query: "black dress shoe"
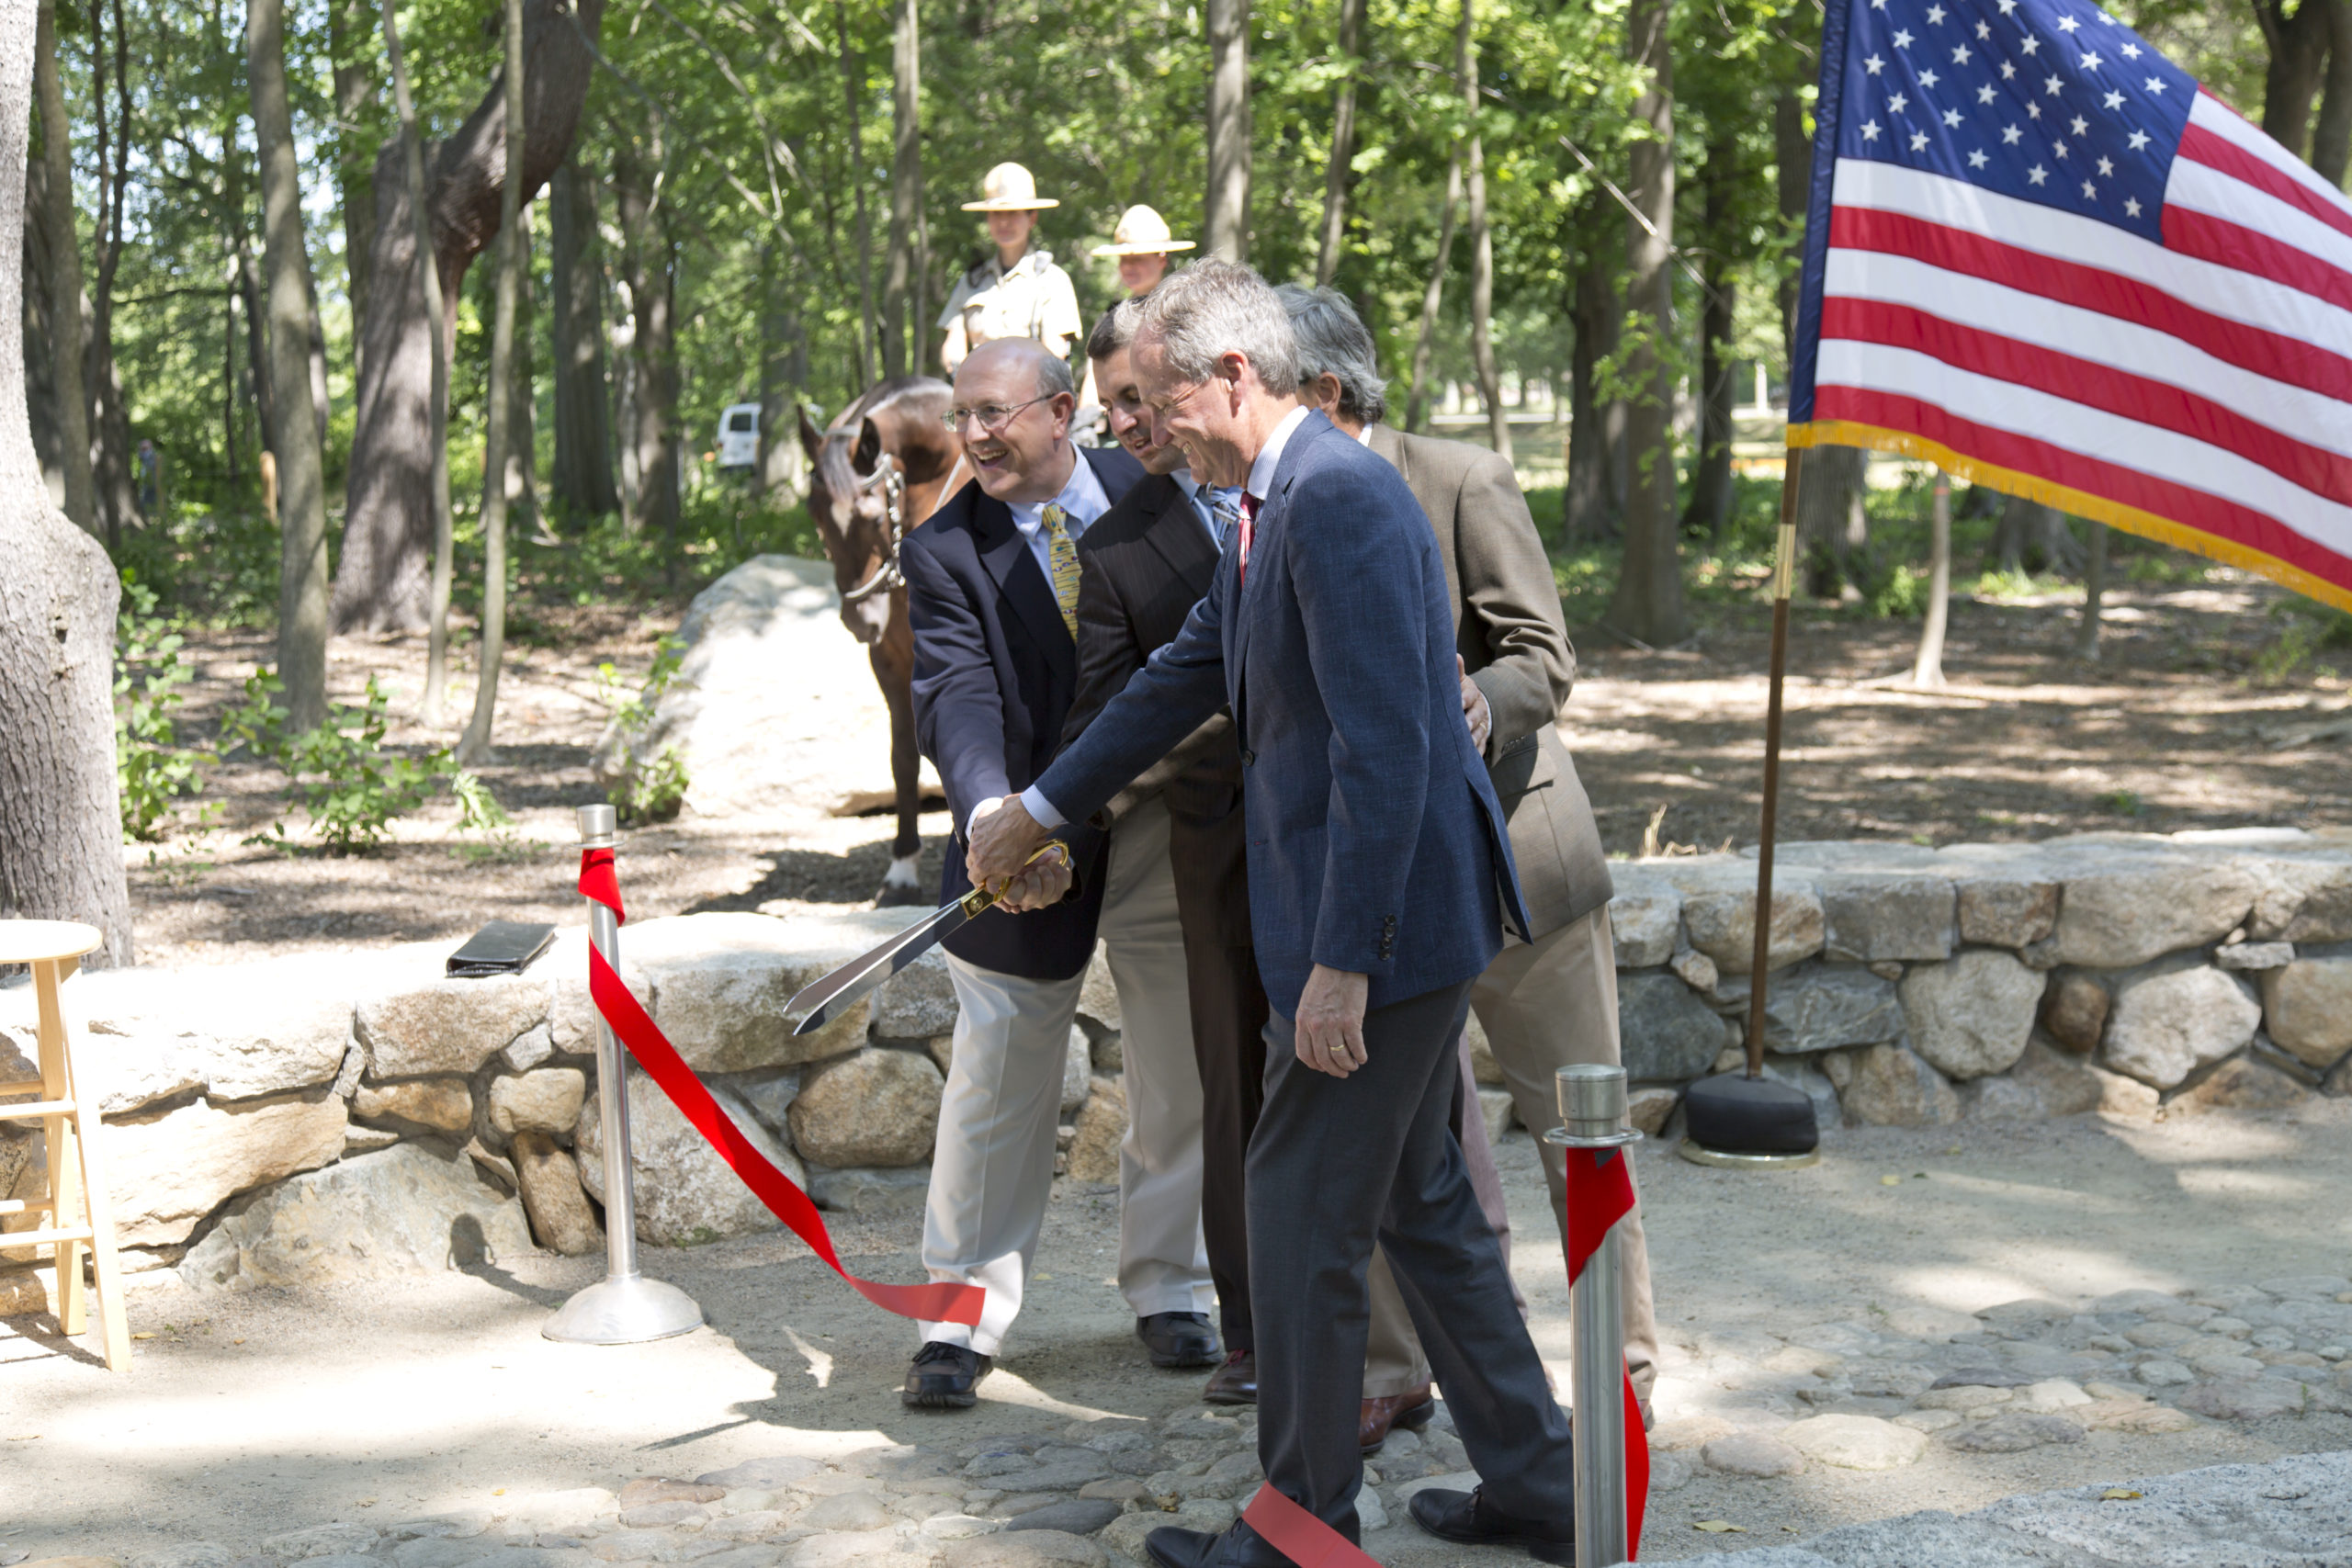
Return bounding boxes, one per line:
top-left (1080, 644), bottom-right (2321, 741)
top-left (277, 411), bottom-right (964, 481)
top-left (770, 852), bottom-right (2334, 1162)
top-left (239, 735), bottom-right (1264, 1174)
top-left (1408, 1485), bottom-right (1575, 1565)
top-left (902, 1340), bottom-right (990, 1409)
top-left (1144, 1519), bottom-right (1298, 1568)
top-left (1137, 1310), bottom-right (1222, 1369)
top-left (1202, 1348), bottom-right (1257, 1405)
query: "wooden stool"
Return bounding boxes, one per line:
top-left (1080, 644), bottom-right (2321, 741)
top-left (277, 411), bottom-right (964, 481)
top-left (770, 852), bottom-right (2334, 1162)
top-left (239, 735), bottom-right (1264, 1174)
top-left (1, 920), bottom-right (130, 1371)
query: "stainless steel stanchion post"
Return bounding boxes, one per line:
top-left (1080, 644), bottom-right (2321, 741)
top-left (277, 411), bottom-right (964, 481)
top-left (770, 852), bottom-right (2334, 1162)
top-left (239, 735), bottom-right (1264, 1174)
top-left (544, 804), bottom-right (704, 1345)
top-left (1545, 1064), bottom-right (1640, 1568)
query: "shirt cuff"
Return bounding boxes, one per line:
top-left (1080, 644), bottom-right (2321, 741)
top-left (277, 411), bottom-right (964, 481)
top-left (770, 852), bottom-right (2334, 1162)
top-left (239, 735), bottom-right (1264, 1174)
top-left (1018, 784), bottom-right (1067, 829)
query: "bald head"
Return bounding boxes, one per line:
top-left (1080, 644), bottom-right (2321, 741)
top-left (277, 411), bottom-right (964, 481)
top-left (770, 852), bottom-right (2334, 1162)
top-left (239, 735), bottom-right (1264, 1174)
top-left (952, 338), bottom-right (1079, 504)
top-left (957, 337), bottom-right (1074, 402)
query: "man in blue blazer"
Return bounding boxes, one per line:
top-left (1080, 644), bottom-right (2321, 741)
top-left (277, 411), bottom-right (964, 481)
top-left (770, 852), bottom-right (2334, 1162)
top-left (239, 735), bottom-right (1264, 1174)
top-left (899, 338), bottom-right (1219, 1410)
top-left (967, 265), bottom-right (1578, 1565)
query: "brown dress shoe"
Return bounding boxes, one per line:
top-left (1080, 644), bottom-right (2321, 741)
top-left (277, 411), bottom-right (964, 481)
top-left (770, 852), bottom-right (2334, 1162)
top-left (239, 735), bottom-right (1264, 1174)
top-left (1202, 1348), bottom-right (1257, 1404)
top-left (1359, 1382), bottom-right (1436, 1455)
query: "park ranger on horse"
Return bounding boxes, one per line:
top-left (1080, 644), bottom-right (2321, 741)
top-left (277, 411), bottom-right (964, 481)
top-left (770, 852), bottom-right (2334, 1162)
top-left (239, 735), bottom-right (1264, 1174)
top-left (937, 163), bottom-right (1084, 375)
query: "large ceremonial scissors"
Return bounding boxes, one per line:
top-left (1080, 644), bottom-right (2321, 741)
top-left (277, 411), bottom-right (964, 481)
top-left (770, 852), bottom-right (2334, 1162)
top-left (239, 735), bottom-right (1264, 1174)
top-left (785, 845), bottom-right (1059, 1036)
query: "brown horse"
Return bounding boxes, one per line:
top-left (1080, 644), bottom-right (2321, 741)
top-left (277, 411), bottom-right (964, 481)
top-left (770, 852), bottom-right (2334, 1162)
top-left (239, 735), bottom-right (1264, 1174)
top-left (799, 377), bottom-right (970, 905)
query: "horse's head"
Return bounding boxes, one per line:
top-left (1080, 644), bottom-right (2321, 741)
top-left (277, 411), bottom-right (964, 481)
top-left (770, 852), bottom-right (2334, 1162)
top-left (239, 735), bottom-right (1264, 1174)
top-left (801, 405), bottom-right (899, 646)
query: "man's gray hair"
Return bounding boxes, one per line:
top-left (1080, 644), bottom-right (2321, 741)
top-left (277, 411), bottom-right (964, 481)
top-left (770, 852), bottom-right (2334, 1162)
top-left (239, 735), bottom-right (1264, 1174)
top-left (1276, 284), bottom-right (1387, 426)
top-left (1133, 259), bottom-right (1300, 396)
top-left (1034, 346), bottom-right (1076, 400)
top-left (1085, 298), bottom-right (1147, 364)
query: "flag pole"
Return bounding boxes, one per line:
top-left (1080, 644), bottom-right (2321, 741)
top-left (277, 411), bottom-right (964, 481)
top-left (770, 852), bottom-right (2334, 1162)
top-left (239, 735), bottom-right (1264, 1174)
top-left (1677, 442), bottom-right (1821, 1168)
top-left (1744, 445), bottom-right (1804, 1077)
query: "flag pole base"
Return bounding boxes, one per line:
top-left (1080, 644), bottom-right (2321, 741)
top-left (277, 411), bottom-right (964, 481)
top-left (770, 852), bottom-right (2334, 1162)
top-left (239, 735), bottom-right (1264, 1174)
top-left (543, 1272), bottom-right (705, 1345)
top-left (1677, 1139), bottom-right (1821, 1171)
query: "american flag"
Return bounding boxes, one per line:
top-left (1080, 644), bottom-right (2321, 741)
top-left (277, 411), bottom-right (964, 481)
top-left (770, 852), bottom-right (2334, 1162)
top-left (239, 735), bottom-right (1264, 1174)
top-left (1789, 0), bottom-right (2352, 613)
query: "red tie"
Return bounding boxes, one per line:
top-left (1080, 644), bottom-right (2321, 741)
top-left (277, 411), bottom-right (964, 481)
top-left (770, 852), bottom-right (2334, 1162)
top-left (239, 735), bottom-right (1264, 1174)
top-left (1237, 492), bottom-right (1259, 587)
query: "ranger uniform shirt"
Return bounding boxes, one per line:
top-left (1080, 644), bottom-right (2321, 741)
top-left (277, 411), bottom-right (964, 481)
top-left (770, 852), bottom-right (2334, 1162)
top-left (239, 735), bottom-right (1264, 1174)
top-left (937, 249), bottom-right (1083, 367)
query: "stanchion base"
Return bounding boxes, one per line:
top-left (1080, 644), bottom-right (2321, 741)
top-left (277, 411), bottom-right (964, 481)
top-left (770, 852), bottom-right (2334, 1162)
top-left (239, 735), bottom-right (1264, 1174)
top-left (1678, 1137), bottom-right (1821, 1171)
top-left (543, 1273), bottom-right (705, 1345)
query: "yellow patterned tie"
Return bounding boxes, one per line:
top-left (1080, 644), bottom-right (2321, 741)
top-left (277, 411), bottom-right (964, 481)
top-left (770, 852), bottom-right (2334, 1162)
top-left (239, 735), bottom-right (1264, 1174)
top-left (1044, 502), bottom-right (1080, 637)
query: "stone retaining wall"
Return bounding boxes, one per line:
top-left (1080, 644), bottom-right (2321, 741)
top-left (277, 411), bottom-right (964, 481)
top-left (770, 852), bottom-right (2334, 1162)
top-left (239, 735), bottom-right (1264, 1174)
top-left (2, 827), bottom-right (2346, 1303)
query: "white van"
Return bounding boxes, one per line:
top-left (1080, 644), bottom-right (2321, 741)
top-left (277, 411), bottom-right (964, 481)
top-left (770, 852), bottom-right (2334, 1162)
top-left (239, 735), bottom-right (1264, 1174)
top-left (717, 402), bottom-right (763, 469)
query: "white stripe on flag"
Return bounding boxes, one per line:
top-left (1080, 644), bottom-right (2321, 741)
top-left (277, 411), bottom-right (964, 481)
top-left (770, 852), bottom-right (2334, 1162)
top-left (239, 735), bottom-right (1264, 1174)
top-left (1815, 339), bottom-right (2352, 554)
top-left (1830, 159), bottom-right (2352, 349)
top-left (1821, 248), bottom-right (2352, 460)
top-left (2187, 91), bottom-right (2352, 217)
top-left (2166, 157), bottom-right (2352, 286)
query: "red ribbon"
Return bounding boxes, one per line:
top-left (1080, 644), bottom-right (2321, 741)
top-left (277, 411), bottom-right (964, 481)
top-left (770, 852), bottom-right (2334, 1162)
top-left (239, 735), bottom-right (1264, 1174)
top-left (578, 847), bottom-right (983, 1326)
top-left (1241, 1483), bottom-right (1381, 1568)
top-left (1564, 1145), bottom-right (1650, 1558)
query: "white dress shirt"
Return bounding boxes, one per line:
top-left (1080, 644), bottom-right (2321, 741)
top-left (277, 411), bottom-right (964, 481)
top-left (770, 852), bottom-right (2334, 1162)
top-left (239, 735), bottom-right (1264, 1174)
top-left (1005, 449), bottom-right (1114, 582)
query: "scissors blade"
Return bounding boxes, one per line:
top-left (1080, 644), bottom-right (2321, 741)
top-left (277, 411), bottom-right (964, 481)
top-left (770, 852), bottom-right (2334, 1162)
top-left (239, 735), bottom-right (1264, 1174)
top-left (786, 895), bottom-right (983, 1036)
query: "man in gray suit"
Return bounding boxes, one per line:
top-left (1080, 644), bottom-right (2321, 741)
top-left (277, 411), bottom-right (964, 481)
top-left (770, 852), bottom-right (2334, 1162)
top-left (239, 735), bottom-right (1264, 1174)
top-left (1278, 286), bottom-right (1659, 1431)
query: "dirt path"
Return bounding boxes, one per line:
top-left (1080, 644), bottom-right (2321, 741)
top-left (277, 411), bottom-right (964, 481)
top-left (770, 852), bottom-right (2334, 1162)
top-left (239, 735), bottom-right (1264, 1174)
top-left (124, 570), bottom-right (2348, 969)
top-left (6, 1104), bottom-right (2348, 1562)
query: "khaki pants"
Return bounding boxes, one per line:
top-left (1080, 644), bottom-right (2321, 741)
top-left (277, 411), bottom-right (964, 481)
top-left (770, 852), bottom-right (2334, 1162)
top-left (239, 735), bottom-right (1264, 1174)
top-left (1363, 906), bottom-right (1660, 1398)
top-left (919, 798), bottom-right (1212, 1357)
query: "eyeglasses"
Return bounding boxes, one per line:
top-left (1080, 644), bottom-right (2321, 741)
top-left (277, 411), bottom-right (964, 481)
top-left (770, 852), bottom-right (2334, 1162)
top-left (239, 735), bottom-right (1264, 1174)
top-left (941, 393), bottom-right (1057, 434)
top-left (1146, 379), bottom-right (1206, 419)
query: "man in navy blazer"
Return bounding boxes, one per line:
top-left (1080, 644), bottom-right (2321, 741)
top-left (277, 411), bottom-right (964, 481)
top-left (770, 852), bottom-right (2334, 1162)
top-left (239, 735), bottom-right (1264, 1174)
top-left (968, 265), bottom-right (1578, 1565)
top-left (899, 339), bottom-right (1220, 1410)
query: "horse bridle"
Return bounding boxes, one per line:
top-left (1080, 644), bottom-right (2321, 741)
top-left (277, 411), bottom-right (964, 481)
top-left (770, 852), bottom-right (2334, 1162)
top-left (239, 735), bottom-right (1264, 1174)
top-left (838, 454), bottom-right (908, 604)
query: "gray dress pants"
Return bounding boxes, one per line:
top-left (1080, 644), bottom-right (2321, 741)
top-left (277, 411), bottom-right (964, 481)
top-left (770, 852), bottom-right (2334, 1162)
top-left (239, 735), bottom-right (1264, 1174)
top-left (1252, 979), bottom-right (1576, 1540)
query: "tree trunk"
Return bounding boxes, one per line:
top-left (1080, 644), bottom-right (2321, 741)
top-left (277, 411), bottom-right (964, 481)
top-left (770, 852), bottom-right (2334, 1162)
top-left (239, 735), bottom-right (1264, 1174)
top-left (378, 0), bottom-right (456, 723)
top-left (22, 158), bottom-right (60, 502)
top-left (458, 0), bottom-right (526, 766)
top-left (2313, 0), bottom-right (2352, 187)
top-left (330, 0), bottom-right (378, 373)
top-left (1991, 494), bottom-right (2081, 574)
top-left (1911, 470), bottom-right (1951, 687)
top-left (84, 0), bottom-right (134, 547)
top-left (1682, 265), bottom-right (1735, 545)
top-left (1204, 0), bottom-right (1250, 261)
top-left (504, 219), bottom-right (537, 538)
top-left (332, 0), bottom-right (605, 636)
top-left (616, 131), bottom-right (678, 566)
top-left (1566, 235), bottom-right (1618, 540)
top-left (1605, 0), bottom-right (1684, 646)
top-left (1404, 154), bottom-right (1462, 434)
top-left (31, 0), bottom-right (89, 534)
top-left (0, 0), bottom-right (131, 968)
top-left (2076, 514), bottom-right (2106, 660)
top-left (251, 0), bottom-right (333, 735)
top-left (1774, 87), bottom-right (1808, 372)
top-left (881, 0), bottom-right (921, 377)
top-left (2256, 0), bottom-right (2330, 161)
top-left (758, 243), bottom-right (808, 500)
top-left (1312, 0), bottom-right (1364, 288)
top-left (548, 152), bottom-right (615, 521)
top-left (1796, 443), bottom-right (1866, 594)
top-left (837, 2), bottom-right (878, 387)
top-left (1457, 0), bottom-right (1507, 461)
top-left (1681, 179), bottom-right (1734, 546)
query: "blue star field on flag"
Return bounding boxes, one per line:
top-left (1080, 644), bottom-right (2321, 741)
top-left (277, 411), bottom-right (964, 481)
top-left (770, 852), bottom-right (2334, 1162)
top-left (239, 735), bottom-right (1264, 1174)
top-left (1832, 0), bottom-right (2196, 243)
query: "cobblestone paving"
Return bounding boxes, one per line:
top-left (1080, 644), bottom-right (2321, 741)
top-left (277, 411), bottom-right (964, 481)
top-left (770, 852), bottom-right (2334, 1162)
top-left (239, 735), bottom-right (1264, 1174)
top-left (13, 1274), bottom-right (2350, 1568)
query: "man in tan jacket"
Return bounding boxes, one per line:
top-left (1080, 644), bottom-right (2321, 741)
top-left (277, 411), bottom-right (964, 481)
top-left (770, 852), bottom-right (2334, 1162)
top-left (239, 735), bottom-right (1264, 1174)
top-left (1277, 286), bottom-right (1658, 1450)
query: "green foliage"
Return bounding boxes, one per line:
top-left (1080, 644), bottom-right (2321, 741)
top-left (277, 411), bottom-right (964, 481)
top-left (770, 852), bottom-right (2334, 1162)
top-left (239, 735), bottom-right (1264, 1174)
top-left (1860, 562), bottom-right (1931, 621)
top-left (232, 672), bottom-right (454, 854)
top-left (112, 506), bottom-right (285, 628)
top-left (613, 744), bottom-right (690, 827)
top-left (450, 769), bottom-right (536, 863)
top-left (114, 579), bottom-right (205, 840)
top-left (2253, 603), bottom-right (2352, 686)
top-left (2101, 789), bottom-right (2143, 818)
top-left (596, 636), bottom-right (692, 825)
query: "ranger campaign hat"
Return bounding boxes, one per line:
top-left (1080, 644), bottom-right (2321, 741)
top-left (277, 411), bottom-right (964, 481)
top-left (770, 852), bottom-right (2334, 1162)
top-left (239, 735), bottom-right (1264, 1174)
top-left (1091, 204), bottom-right (1196, 257)
top-left (963, 162), bottom-right (1059, 211)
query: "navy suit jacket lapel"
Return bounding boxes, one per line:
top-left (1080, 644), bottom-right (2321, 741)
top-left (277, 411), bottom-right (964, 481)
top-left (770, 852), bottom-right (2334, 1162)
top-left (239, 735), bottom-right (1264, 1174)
top-left (974, 495), bottom-right (1070, 669)
top-left (1229, 413), bottom-right (1328, 690)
